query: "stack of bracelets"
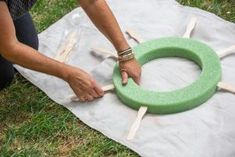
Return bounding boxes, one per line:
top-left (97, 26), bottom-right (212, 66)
top-left (118, 48), bottom-right (135, 62)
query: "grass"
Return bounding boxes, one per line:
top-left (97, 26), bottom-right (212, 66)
top-left (178, 0), bottom-right (235, 22)
top-left (0, 0), bottom-right (234, 156)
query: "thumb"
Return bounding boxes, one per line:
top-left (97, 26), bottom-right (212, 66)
top-left (121, 71), bottom-right (128, 85)
top-left (133, 76), bottom-right (141, 85)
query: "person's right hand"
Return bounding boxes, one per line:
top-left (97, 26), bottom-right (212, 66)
top-left (64, 66), bottom-right (104, 102)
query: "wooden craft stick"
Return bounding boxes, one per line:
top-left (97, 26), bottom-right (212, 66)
top-left (91, 29), bottom-right (144, 60)
top-left (101, 84), bottom-right (115, 91)
top-left (125, 29), bottom-right (144, 44)
top-left (54, 31), bottom-right (78, 63)
top-left (183, 17), bottom-right (197, 38)
top-left (90, 48), bottom-right (118, 60)
top-left (127, 106), bottom-right (148, 140)
top-left (218, 45), bottom-right (235, 59)
top-left (217, 82), bottom-right (235, 94)
top-left (71, 84), bottom-right (115, 102)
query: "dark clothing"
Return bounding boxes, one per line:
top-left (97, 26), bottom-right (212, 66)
top-left (0, 0), bottom-right (37, 20)
top-left (0, 12), bottom-right (38, 90)
top-left (0, 55), bottom-right (14, 90)
top-left (14, 12), bottom-right (38, 49)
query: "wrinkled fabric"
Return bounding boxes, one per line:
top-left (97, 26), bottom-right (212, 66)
top-left (14, 0), bottom-right (235, 156)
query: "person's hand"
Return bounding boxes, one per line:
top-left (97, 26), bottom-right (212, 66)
top-left (119, 58), bottom-right (141, 85)
top-left (65, 66), bottom-right (104, 102)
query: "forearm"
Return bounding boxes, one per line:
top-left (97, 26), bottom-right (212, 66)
top-left (0, 2), bottom-right (73, 81)
top-left (1, 42), bottom-right (70, 81)
top-left (79, 0), bottom-right (129, 52)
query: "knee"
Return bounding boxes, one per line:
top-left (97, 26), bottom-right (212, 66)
top-left (0, 60), bottom-right (14, 90)
top-left (0, 72), bottom-right (14, 90)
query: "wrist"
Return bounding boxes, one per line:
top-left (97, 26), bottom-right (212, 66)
top-left (59, 64), bottom-right (74, 81)
top-left (119, 57), bottom-right (136, 64)
top-left (114, 39), bottom-right (130, 52)
top-left (118, 47), bottom-right (135, 62)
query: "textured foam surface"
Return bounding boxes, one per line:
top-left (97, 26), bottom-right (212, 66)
top-left (113, 37), bottom-right (222, 114)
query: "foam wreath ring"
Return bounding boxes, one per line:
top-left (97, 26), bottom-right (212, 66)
top-left (113, 37), bottom-right (222, 114)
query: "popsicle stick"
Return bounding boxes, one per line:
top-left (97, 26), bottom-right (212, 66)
top-left (127, 106), bottom-right (148, 140)
top-left (217, 82), bottom-right (235, 94)
top-left (71, 84), bottom-right (115, 102)
top-left (218, 45), bottom-right (235, 59)
top-left (91, 29), bottom-right (144, 60)
top-left (102, 84), bottom-right (115, 91)
top-left (125, 29), bottom-right (144, 44)
top-left (55, 31), bottom-right (78, 63)
top-left (183, 17), bottom-right (197, 38)
top-left (90, 48), bottom-right (118, 60)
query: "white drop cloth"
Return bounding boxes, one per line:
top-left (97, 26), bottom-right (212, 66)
top-left (14, 0), bottom-right (235, 156)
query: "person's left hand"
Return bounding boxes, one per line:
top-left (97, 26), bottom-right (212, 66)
top-left (119, 58), bottom-right (141, 85)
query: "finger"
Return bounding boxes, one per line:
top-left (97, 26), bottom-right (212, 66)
top-left (89, 89), bottom-right (99, 98)
top-left (73, 89), bottom-right (85, 102)
top-left (94, 84), bottom-right (104, 96)
top-left (92, 80), bottom-right (104, 96)
top-left (121, 71), bottom-right (128, 85)
top-left (133, 74), bottom-right (141, 85)
top-left (79, 96), bottom-right (86, 102)
top-left (86, 94), bottom-right (94, 102)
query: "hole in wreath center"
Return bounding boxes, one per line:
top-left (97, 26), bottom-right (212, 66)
top-left (139, 57), bottom-right (202, 92)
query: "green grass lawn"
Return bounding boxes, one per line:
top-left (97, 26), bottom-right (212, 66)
top-left (0, 0), bottom-right (234, 156)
